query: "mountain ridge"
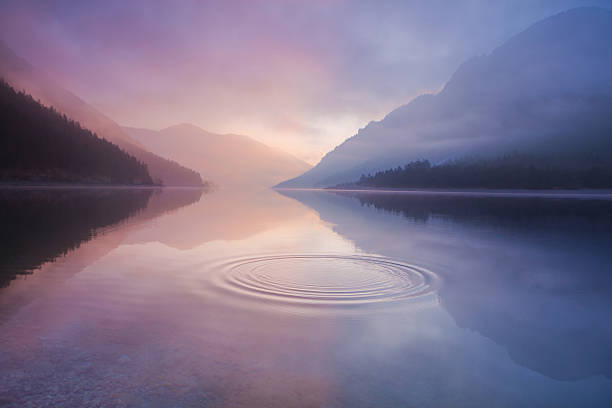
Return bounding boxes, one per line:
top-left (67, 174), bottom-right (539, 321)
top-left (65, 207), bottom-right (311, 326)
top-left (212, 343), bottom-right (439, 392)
top-left (124, 123), bottom-right (311, 188)
top-left (0, 80), bottom-right (154, 185)
top-left (0, 41), bottom-right (205, 186)
top-left (279, 7), bottom-right (612, 188)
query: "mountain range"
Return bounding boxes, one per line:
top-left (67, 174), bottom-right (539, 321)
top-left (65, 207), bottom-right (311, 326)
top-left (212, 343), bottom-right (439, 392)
top-left (124, 124), bottom-right (311, 188)
top-left (0, 80), bottom-right (153, 185)
top-left (279, 7), bottom-right (612, 188)
top-left (1, 40), bottom-right (310, 188)
top-left (0, 41), bottom-right (204, 186)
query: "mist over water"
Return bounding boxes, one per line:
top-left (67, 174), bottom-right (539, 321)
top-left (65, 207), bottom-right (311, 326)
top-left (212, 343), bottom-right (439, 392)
top-left (1, 188), bottom-right (611, 407)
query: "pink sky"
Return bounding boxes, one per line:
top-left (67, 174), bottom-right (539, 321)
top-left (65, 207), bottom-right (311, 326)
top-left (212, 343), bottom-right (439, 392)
top-left (1, 0), bottom-right (606, 164)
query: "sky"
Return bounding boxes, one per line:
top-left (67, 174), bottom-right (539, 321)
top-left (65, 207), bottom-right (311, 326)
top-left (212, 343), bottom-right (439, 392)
top-left (1, 0), bottom-right (610, 164)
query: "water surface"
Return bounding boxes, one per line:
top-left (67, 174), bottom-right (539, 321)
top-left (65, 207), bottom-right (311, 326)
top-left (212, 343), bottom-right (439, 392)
top-left (1, 187), bottom-right (611, 407)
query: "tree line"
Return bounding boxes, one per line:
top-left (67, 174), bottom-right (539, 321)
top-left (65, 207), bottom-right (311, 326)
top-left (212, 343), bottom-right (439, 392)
top-left (353, 154), bottom-right (612, 189)
top-left (0, 79), bottom-right (154, 185)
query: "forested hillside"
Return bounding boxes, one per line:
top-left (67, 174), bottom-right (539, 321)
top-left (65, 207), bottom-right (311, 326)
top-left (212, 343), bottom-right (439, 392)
top-left (280, 8), bottom-right (612, 188)
top-left (351, 154), bottom-right (612, 190)
top-left (0, 80), bottom-right (153, 184)
top-left (0, 41), bottom-right (205, 186)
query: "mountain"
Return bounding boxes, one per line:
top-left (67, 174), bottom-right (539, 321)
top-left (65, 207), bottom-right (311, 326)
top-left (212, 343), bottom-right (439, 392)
top-left (124, 124), bottom-right (312, 188)
top-left (0, 41), bottom-right (204, 186)
top-left (279, 7), bottom-right (612, 188)
top-left (0, 80), bottom-right (153, 185)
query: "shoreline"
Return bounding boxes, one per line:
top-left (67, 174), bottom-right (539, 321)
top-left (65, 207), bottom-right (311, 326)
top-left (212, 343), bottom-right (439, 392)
top-left (275, 187), bottom-right (612, 199)
top-left (0, 182), bottom-right (208, 190)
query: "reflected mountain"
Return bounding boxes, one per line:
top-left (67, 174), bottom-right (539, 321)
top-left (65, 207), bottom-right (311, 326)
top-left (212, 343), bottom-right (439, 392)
top-left (124, 188), bottom-right (313, 250)
top-left (0, 187), bottom-right (203, 288)
top-left (279, 189), bottom-right (612, 380)
top-left (339, 190), bottom-right (612, 235)
top-left (0, 188), bottom-right (151, 288)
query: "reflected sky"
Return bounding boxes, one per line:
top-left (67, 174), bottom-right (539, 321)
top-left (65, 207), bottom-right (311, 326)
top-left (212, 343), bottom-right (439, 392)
top-left (1, 188), bottom-right (611, 407)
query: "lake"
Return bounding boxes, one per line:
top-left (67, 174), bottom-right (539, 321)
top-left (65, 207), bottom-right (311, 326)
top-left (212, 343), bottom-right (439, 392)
top-left (1, 187), bottom-right (611, 407)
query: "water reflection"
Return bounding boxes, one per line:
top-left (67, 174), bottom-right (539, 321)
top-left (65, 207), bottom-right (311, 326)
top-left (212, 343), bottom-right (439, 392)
top-left (0, 187), bottom-right (202, 317)
top-left (0, 187), bottom-right (611, 407)
top-left (0, 188), bottom-right (150, 287)
top-left (205, 254), bottom-right (441, 314)
top-left (282, 189), bottom-right (612, 382)
top-left (124, 188), bottom-right (310, 249)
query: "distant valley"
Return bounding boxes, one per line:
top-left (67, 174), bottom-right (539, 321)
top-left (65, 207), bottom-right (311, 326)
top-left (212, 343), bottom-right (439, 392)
top-left (1, 40), bottom-right (310, 188)
top-left (124, 124), bottom-right (311, 188)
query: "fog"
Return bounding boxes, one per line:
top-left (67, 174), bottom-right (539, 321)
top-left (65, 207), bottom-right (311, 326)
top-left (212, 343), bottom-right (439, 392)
top-left (283, 8), bottom-right (612, 187)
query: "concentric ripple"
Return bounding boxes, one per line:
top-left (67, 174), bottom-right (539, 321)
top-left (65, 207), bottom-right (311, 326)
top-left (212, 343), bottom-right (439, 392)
top-left (209, 255), bottom-right (441, 309)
